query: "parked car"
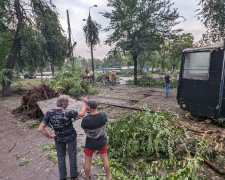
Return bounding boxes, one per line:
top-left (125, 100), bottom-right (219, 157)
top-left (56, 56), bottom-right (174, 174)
top-left (24, 74), bottom-right (36, 79)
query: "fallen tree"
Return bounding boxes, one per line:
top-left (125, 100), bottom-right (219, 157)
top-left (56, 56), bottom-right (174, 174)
top-left (19, 83), bottom-right (59, 118)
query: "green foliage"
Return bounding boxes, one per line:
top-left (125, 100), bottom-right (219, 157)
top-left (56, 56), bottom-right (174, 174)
top-left (40, 142), bottom-right (58, 163)
top-left (18, 26), bottom-right (47, 74)
top-left (107, 108), bottom-right (205, 178)
top-left (126, 75), bottom-right (178, 88)
top-left (77, 145), bottom-right (84, 152)
top-left (47, 151), bottom-right (57, 163)
top-left (109, 160), bottom-right (139, 179)
top-left (168, 33), bottom-right (194, 71)
top-left (163, 139), bottom-right (205, 180)
top-left (107, 109), bottom-right (189, 161)
top-left (83, 15), bottom-right (101, 48)
top-left (116, 70), bottom-right (133, 77)
top-left (19, 158), bottom-right (33, 167)
top-left (0, 0), bottom-right (67, 95)
top-left (102, 0), bottom-right (183, 84)
top-left (28, 120), bottom-right (40, 129)
top-left (49, 63), bottom-right (98, 97)
top-left (196, 0), bottom-right (225, 42)
top-left (93, 157), bottom-right (138, 179)
top-left (138, 51), bottom-right (162, 73)
top-left (40, 142), bottom-right (55, 153)
top-left (33, 0), bottom-right (68, 73)
top-left (0, 26), bottom-right (12, 71)
top-left (0, 68), bottom-right (13, 85)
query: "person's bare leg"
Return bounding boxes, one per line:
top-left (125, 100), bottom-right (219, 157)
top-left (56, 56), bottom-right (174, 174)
top-left (84, 155), bottom-right (93, 180)
top-left (100, 153), bottom-right (111, 180)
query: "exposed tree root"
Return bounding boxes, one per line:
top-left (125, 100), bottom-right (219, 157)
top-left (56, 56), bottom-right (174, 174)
top-left (19, 83), bottom-right (59, 118)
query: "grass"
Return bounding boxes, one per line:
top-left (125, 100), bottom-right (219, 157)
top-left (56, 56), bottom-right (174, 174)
top-left (40, 142), bottom-right (55, 153)
top-left (77, 145), bottom-right (84, 152)
top-left (47, 151), bottom-right (57, 163)
top-left (19, 158), bottom-right (33, 166)
top-left (40, 142), bottom-right (58, 163)
top-left (0, 78), bottom-right (48, 96)
top-left (28, 120), bottom-right (40, 129)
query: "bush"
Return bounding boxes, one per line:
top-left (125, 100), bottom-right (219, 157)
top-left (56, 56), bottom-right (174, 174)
top-left (116, 70), bottom-right (134, 77)
top-left (126, 75), bottom-right (178, 88)
top-left (107, 109), bottom-right (189, 161)
top-left (49, 67), bottom-right (98, 97)
top-left (106, 108), bottom-right (205, 179)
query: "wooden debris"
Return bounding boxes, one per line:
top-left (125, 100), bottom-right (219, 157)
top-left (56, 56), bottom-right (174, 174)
top-left (190, 151), bottom-right (225, 175)
top-left (19, 83), bottom-right (59, 118)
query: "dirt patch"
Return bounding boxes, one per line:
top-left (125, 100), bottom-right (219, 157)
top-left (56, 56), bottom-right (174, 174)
top-left (1, 84), bottom-right (225, 179)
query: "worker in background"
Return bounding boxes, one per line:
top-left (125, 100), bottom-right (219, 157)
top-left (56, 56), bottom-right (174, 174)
top-left (102, 71), bottom-right (108, 87)
top-left (164, 71), bottom-right (173, 98)
top-left (111, 70), bottom-right (115, 85)
top-left (105, 70), bottom-right (109, 83)
top-left (89, 70), bottom-right (93, 83)
top-left (83, 68), bottom-right (87, 80)
top-left (113, 70), bottom-right (116, 85)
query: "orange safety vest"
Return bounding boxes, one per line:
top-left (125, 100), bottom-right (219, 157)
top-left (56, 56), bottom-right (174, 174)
top-left (113, 71), bottom-right (116, 78)
top-left (83, 71), bottom-right (87, 76)
top-left (105, 71), bottom-right (109, 77)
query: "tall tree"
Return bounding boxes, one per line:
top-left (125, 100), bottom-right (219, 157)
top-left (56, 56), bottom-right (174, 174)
top-left (83, 14), bottom-right (101, 81)
top-left (17, 26), bottom-right (47, 74)
top-left (33, 0), bottom-right (68, 75)
top-left (168, 33), bottom-right (194, 71)
top-left (0, 0), bottom-right (67, 96)
top-left (1, 0), bottom-right (24, 96)
top-left (196, 0), bottom-right (225, 43)
top-left (0, 26), bottom-right (12, 71)
top-left (102, 0), bottom-right (182, 85)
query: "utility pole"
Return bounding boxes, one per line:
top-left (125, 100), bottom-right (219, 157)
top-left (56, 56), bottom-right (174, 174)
top-left (67, 10), bottom-right (76, 70)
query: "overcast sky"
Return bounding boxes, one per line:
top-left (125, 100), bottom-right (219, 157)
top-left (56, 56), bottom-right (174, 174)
top-left (53, 0), bottom-right (206, 59)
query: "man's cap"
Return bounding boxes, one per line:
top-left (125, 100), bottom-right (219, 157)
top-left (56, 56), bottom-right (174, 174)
top-left (84, 99), bottom-right (98, 109)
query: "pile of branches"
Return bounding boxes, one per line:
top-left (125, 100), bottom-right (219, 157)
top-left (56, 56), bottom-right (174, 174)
top-left (19, 83), bottom-right (59, 118)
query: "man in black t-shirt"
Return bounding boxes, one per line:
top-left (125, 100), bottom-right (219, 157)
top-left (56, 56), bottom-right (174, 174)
top-left (81, 99), bottom-right (111, 180)
top-left (164, 71), bottom-right (172, 98)
top-left (38, 95), bottom-right (86, 180)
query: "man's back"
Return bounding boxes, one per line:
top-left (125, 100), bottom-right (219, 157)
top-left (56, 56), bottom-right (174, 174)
top-left (42, 108), bottom-right (78, 142)
top-left (81, 112), bottom-right (108, 150)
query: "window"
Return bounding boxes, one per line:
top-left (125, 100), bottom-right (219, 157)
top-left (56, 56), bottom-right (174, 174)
top-left (183, 51), bottom-right (210, 80)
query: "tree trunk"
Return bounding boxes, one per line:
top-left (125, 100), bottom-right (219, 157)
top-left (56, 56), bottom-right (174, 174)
top-left (2, 0), bottom-right (23, 97)
top-left (90, 42), bottom-right (95, 82)
top-left (133, 54), bottom-right (138, 85)
top-left (51, 63), bottom-right (54, 76)
top-left (172, 64), bottom-right (175, 72)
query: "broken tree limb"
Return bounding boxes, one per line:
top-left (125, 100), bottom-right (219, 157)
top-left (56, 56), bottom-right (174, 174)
top-left (190, 151), bottom-right (225, 175)
top-left (15, 151), bottom-right (31, 159)
top-left (106, 103), bottom-right (143, 111)
top-left (184, 126), bottom-right (204, 133)
top-left (42, 86), bottom-right (48, 100)
top-left (8, 142), bottom-right (16, 153)
top-left (183, 126), bottom-right (221, 134)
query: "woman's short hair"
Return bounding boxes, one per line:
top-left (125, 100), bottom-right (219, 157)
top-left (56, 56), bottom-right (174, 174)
top-left (57, 95), bottom-right (69, 107)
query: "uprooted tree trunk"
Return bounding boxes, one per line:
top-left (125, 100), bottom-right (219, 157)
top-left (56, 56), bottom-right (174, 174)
top-left (19, 84), bottom-right (59, 118)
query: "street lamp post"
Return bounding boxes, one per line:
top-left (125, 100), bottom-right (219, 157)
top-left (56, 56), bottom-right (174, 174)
top-left (83, 5), bottom-right (97, 82)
